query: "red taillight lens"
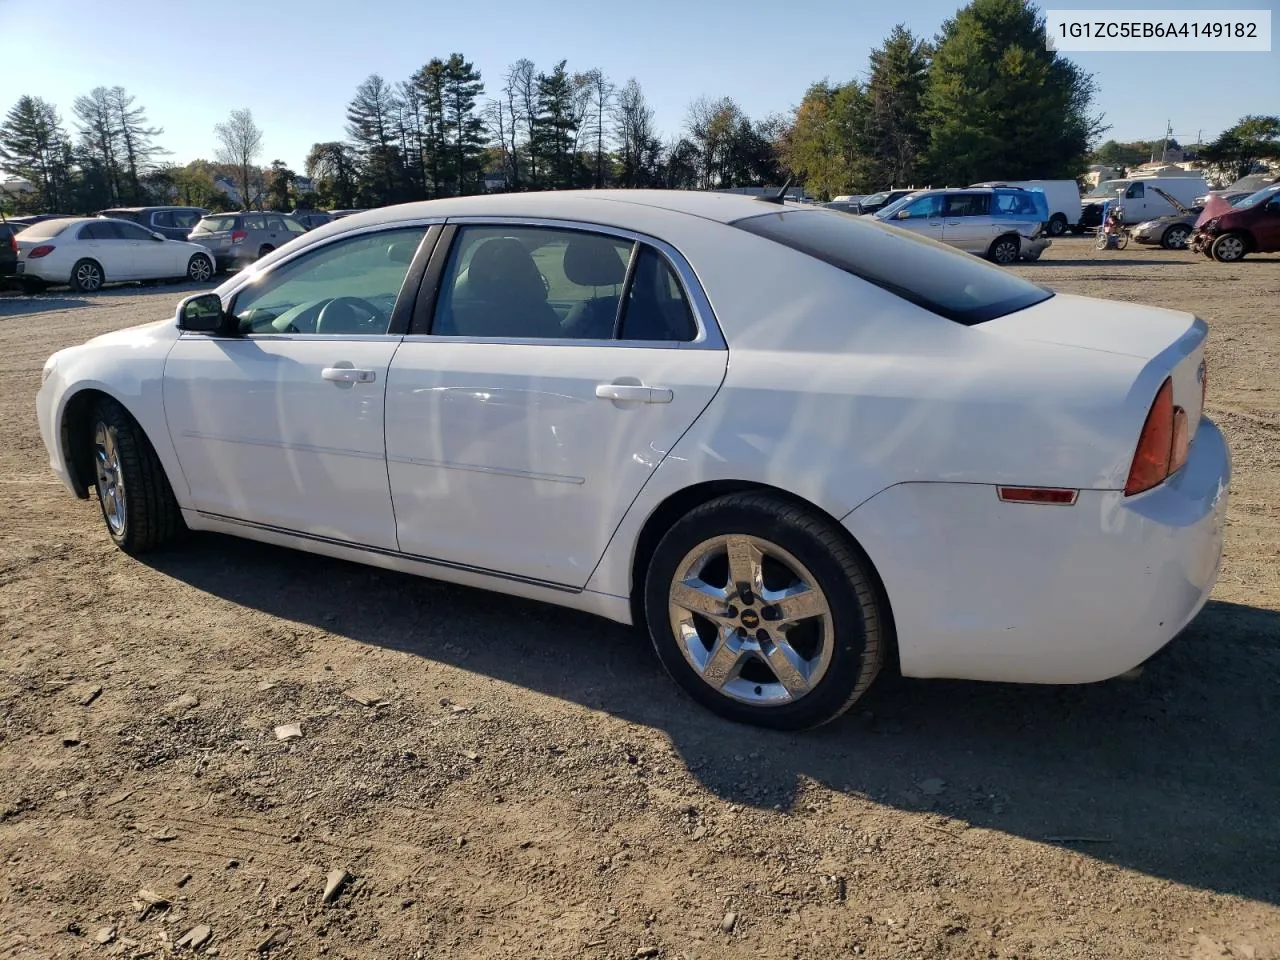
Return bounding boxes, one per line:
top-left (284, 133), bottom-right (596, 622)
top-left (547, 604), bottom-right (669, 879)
top-left (7, 235), bottom-right (15, 254)
top-left (231, 230), bottom-right (247, 244)
top-left (28, 245), bottom-right (55, 258)
top-left (1125, 378), bottom-right (1181, 496)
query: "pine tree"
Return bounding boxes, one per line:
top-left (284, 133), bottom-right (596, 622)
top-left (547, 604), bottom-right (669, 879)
top-left (441, 54), bottom-right (486, 195)
top-left (922, 0), bottom-right (1104, 183)
top-left (0, 95), bottom-right (72, 212)
top-left (863, 26), bottom-right (931, 188)
top-left (532, 61), bottom-right (578, 189)
top-left (72, 86), bottom-right (123, 205)
top-left (411, 59), bottom-right (448, 197)
top-left (346, 74), bottom-right (406, 205)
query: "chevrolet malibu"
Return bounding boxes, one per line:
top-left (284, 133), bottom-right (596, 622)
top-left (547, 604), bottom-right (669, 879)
top-left (36, 190), bottom-right (1229, 730)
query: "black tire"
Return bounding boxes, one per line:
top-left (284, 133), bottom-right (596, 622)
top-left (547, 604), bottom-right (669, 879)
top-left (187, 253), bottom-right (214, 283)
top-left (642, 493), bottom-right (886, 730)
top-left (71, 258), bottom-right (104, 292)
top-left (1047, 214), bottom-right (1067, 237)
top-left (257, 244), bottom-right (274, 260)
top-left (1161, 224), bottom-right (1191, 250)
top-left (1211, 232), bottom-right (1248, 262)
top-left (988, 235), bottom-right (1020, 264)
top-left (89, 397), bottom-right (185, 554)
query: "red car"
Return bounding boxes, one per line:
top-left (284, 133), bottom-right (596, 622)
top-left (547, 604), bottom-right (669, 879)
top-left (1189, 182), bottom-right (1280, 262)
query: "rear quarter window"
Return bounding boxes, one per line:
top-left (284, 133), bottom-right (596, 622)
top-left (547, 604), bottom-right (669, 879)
top-left (731, 208), bottom-right (1053, 326)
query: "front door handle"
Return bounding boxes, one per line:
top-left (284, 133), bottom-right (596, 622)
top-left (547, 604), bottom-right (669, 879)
top-left (322, 367), bottom-right (377, 383)
top-left (595, 383), bottom-right (673, 404)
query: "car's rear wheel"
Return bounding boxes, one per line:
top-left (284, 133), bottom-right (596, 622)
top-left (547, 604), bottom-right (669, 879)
top-left (90, 397), bottom-right (185, 554)
top-left (643, 493), bottom-right (886, 730)
top-left (1211, 232), bottom-right (1248, 262)
top-left (988, 235), bottom-right (1020, 265)
top-left (1047, 214), bottom-right (1067, 237)
top-left (71, 258), bottom-right (103, 292)
top-left (1161, 224), bottom-right (1191, 249)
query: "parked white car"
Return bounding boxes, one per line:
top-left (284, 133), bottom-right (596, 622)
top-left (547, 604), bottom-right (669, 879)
top-left (36, 191), bottom-right (1229, 730)
top-left (16, 216), bottom-right (216, 292)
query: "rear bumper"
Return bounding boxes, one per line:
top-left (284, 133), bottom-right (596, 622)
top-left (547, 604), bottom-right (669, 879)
top-left (842, 416), bottom-right (1230, 684)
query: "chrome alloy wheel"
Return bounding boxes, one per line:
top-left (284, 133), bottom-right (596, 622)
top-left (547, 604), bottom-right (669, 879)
top-left (93, 420), bottom-right (126, 535)
top-left (76, 261), bottom-right (103, 291)
top-left (668, 534), bottom-right (834, 706)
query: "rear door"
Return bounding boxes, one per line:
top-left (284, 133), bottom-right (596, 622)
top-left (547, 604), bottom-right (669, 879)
top-left (942, 192), bottom-right (993, 252)
top-left (383, 221), bottom-right (728, 588)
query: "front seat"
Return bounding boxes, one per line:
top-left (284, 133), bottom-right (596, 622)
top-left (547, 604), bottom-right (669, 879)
top-left (560, 235), bottom-right (627, 339)
top-left (444, 237), bottom-right (561, 339)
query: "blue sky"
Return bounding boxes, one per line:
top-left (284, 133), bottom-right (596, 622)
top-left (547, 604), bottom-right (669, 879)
top-left (1, 0), bottom-right (1274, 173)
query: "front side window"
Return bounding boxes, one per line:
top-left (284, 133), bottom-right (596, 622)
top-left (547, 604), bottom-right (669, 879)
top-left (151, 211), bottom-right (175, 228)
top-left (731, 208), bottom-right (1053, 326)
top-left (229, 226), bottom-right (429, 336)
top-left (896, 195), bottom-right (943, 220)
top-left (116, 221), bottom-right (158, 241)
top-left (1126, 182), bottom-right (1145, 199)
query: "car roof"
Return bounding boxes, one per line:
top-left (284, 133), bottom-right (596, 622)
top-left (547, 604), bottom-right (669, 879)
top-left (331, 189), bottom-right (814, 231)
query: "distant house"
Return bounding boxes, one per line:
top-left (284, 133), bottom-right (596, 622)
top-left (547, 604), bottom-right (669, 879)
top-left (0, 177), bottom-right (35, 197)
top-left (481, 171), bottom-right (508, 192)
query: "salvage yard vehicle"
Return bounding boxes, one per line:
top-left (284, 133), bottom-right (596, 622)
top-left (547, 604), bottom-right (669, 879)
top-left (1080, 176), bottom-right (1210, 229)
top-left (15, 216), bottom-right (216, 292)
top-left (968, 179), bottom-right (1082, 237)
top-left (1188, 182), bottom-right (1280, 262)
top-left (1129, 186), bottom-right (1203, 250)
top-left (36, 190), bottom-right (1229, 730)
top-left (873, 186), bottom-right (1052, 263)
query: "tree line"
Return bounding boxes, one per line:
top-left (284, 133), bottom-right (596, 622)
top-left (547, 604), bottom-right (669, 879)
top-left (2, 0), bottom-right (1275, 216)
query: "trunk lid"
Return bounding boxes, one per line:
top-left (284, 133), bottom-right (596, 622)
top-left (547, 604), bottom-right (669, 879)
top-left (978, 291), bottom-right (1208, 429)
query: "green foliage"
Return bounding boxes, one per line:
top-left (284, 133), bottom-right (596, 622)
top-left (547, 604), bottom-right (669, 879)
top-left (863, 26), bottom-right (932, 188)
top-left (1199, 115), bottom-right (1280, 182)
top-left (922, 0), bottom-right (1105, 184)
top-left (0, 95), bottom-right (73, 212)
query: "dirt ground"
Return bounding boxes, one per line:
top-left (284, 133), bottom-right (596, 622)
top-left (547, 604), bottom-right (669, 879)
top-left (1, 239), bottom-right (1278, 960)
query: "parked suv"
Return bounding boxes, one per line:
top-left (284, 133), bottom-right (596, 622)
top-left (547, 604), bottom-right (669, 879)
top-left (873, 186), bottom-right (1051, 264)
top-left (98, 206), bottom-right (208, 241)
top-left (855, 189), bottom-right (916, 215)
top-left (1189, 182), bottom-right (1280, 262)
top-left (187, 211), bottom-right (308, 271)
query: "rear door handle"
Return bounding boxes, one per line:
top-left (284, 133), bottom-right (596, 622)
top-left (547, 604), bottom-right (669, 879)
top-left (322, 367), bottom-right (377, 383)
top-left (595, 383), bottom-right (673, 404)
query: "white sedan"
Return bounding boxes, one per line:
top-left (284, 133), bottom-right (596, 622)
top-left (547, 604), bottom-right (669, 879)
top-left (35, 191), bottom-right (1230, 730)
top-left (16, 216), bottom-right (216, 292)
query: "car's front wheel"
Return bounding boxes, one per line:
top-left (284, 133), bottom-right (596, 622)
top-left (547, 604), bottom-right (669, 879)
top-left (187, 253), bottom-right (214, 283)
top-left (1161, 224), bottom-right (1191, 249)
top-left (89, 397), bottom-right (185, 554)
top-left (71, 258), bottom-right (104, 292)
top-left (1211, 232), bottom-right (1248, 262)
top-left (643, 493), bottom-right (886, 730)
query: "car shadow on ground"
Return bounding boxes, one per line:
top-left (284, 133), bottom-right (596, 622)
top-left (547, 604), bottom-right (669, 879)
top-left (0, 295), bottom-right (93, 315)
top-left (142, 534), bottom-right (1280, 906)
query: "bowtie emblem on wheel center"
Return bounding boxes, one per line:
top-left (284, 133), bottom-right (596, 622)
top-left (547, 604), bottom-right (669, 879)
top-left (740, 609), bottom-right (760, 630)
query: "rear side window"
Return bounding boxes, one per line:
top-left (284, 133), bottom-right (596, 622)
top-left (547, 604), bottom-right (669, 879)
top-left (21, 219), bottom-right (77, 240)
top-left (198, 216), bottom-right (239, 232)
top-left (80, 221), bottom-right (123, 240)
top-left (151, 211), bottom-right (175, 228)
top-left (731, 208), bottom-right (1053, 326)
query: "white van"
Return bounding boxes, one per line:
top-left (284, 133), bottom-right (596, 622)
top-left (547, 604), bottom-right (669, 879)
top-left (1079, 176), bottom-right (1210, 229)
top-left (968, 180), bottom-right (1082, 236)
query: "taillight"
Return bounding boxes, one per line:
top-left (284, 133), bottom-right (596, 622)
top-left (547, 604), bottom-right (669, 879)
top-left (28, 245), bottom-right (55, 258)
top-left (7, 234), bottom-right (15, 255)
top-left (1125, 377), bottom-right (1191, 496)
top-left (231, 230), bottom-right (247, 244)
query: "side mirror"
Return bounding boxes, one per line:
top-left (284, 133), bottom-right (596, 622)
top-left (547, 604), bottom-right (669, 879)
top-left (151, 231), bottom-right (166, 241)
top-left (895, 210), bottom-right (910, 219)
top-left (177, 292), bottom-right (229, 334)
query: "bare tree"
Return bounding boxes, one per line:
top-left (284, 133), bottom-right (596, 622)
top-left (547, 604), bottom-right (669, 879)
top-left (214, 108), bottom-right (264, 209)
top-left (613, 78), bottom-right (657, 187)
top-left (581, 68), bottom-right (615, 187)
top-left (505, 59), bottom-right (538, 187)
top-left (108, 87), bottom-right (165, 203)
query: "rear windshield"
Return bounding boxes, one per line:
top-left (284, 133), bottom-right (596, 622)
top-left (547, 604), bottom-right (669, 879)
top-left (17, 218), bottom-right (78, 241)
top-left (197, 216), bottom-right (239, 232)
top-left (731, 208), bottom-right (1054, 326)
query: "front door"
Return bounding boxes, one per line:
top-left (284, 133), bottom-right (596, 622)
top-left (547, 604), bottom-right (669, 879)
top-left (163, 224), bottom-right (434, 549)
top-left (384, 223), bottom-right (728, 587)
top-left (885, 193), bottom-right (944, 242)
